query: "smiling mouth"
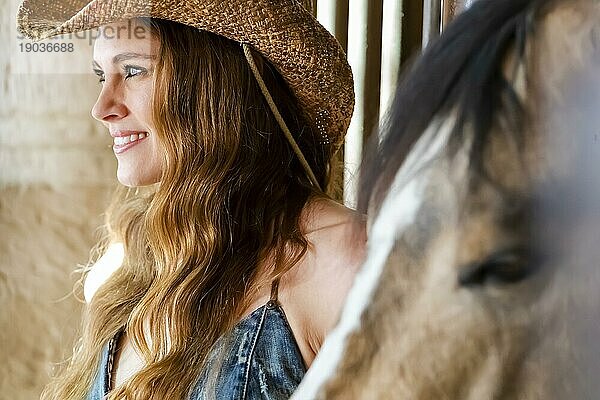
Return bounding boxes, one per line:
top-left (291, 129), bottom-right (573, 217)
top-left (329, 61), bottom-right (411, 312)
top-left (113, 132), bottom-right (148, 154)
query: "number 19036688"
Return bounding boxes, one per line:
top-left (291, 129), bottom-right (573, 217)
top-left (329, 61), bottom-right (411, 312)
top-left (19, 42), bottom-right (74, 53)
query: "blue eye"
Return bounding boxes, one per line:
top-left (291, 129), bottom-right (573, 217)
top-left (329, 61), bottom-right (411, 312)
top-left (124, 65), bottom-right (145, 79)
top-left (91, 66), bottom-right (146, 84)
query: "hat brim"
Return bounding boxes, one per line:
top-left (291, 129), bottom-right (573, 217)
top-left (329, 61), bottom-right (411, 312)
top-left (17, 0), bottom-right (354, 148)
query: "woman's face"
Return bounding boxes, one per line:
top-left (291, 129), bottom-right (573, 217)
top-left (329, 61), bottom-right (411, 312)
top-left (91, 19), bottom-right (163, 187)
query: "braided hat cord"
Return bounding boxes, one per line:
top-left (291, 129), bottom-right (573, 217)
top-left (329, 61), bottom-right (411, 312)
top-left (242, 44), bottom-right (322, 191)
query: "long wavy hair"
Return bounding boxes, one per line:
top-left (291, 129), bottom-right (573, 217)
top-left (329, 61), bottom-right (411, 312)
top-left (42, 17), bottom-right (336, 400)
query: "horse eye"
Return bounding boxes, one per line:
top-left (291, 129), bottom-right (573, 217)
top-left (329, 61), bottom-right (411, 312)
top-left (458, 248), bottom-right (535, 286)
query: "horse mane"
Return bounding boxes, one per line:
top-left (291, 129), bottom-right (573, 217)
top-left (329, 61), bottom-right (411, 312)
top-left (358, 0), bottom-right (547, 216)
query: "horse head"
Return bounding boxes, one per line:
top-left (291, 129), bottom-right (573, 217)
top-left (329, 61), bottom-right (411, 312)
top-left (293, 0), bottom-right (600, 398)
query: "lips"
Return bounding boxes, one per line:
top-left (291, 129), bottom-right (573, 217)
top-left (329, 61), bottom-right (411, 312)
top-left (111, 131), bottom-right (148, 154)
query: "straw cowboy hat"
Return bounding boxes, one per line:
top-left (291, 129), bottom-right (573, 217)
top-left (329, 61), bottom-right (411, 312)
top-left (16, 0), bottom-right (354, 154)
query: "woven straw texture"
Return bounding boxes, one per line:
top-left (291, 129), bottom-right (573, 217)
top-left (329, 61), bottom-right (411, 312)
top-left (17, 0), bottom-right (354, 148)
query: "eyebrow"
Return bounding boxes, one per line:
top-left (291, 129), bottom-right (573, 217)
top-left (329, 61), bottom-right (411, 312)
top-left (92, 52), bottom-right (157, 69)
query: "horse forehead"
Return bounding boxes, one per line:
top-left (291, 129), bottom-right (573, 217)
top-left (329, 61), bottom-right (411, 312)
top-left (534, 0), bottom-right (600, 91)
top-left (530, 0), bottom-right (600, 180)
top-left (368, 114), bottom-right (459, 237)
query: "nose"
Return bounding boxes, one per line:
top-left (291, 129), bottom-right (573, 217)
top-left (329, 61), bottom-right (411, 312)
top-left (91, 81), bottom-right (128, 123)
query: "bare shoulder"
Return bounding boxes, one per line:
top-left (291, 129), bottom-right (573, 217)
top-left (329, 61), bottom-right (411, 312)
top-left (301, 197), bottom-right (367, 288)
top-left (279, 197), bottom-right (367, 365)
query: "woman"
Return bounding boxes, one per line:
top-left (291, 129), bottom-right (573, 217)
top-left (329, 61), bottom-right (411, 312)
top-left (17, 1), bottom-right (365, 399)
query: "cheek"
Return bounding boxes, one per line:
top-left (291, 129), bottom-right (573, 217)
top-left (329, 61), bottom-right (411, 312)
top-left (145, 134), bottom-right (165, 183)
top-left (126, 83), bottom-right (155, 124)
top-left (141, 92), bottom-right (154, 122)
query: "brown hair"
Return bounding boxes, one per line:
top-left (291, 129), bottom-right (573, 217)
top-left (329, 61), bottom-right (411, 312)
top-left (42, 17), bottom-right (335, 400)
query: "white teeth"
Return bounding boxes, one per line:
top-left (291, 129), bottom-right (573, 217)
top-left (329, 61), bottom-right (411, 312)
top-left (114, 132), bottom-right (147, 146)
top-left (114, 136), bottom-right (130, 145)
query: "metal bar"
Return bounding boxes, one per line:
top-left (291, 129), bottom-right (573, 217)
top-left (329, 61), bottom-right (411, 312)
top-left (344, 0), bottom-right (369, 207)
top-left (343, 0), bottom-right (385, 207)
top-left (310, 0), bottom-right (318, 16)
top-left (317, 0), bottom-right (337, 35)
top-left (379, 0), bottom-right (403, 120)
top-left (422, 0), bottom-right (442, 47)
top-left (316, 0), bottom-right (349, 51)
top-left (316, 0), bottom-right (349, 200)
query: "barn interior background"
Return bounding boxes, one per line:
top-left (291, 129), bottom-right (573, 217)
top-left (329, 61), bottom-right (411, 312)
top-left (0, 0), bottom-right (468, 398)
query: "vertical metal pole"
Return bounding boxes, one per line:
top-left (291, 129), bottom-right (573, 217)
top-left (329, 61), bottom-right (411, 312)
top-left (316, 0), bottom-right (349, 52)
top-left (344, 0), bottom-right (368, 207)
top-left (317, 0), bottom-right (336, 31)
top-left (310, 0), bottom-right (318, 16)
top-left (422, 0), bottom-right (442, 48)
top-left (316, 0), bottom-right (350, 201)
top-left (379, 0), bottom-right (403, 121)
top-left (343, 0), bottom-right (384, 208)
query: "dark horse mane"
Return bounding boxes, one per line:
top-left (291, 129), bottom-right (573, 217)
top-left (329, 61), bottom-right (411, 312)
top-left (358, 0), bottom-right (550, 215)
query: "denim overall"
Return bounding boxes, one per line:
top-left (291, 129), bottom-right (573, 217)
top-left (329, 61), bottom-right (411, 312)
top-left (87, 279), bottom-right (306, 399)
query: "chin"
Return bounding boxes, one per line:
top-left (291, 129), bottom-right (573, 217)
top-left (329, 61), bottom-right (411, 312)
top-left (117, 170), bottom-right (161, 187)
